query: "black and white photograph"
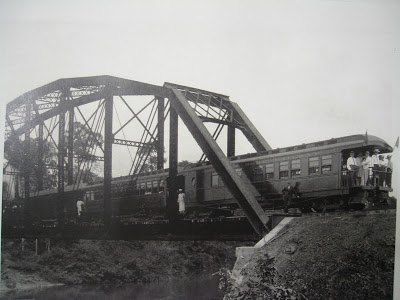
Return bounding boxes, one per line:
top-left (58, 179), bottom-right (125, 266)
top-left (0, 1), bottom-right (399, 299)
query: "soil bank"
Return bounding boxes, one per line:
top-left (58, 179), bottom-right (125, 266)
top-left (223, 210), bottom-right (396, 300)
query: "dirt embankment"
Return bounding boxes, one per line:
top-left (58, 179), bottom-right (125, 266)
top-left (1, 239), bottom-right (245, 295)
top-left (223, 211), bottom-right (396, 300)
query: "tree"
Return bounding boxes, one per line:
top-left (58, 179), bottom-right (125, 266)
top-left (67, 121), bottom-right (104, 184)
top-left (139, 149), bottom-right (166, 173)
top-left (4, 136), bottom-right (57, 191)
top-left (69, 122), bottom-right (104, 165)
top-left (3, 121), bottom-right (105, 192)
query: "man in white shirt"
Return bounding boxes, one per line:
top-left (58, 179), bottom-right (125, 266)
top-left (371, 148), bottom-right (380, 186)
top-left (378, 155), bottom-right (387, 186)
top-left (177, 189), bottom-right (186, 215)
top-left (76, 199), bottom-right (85, 217)
top-left (346, 151), bottom-right (357, 186)
top-left (371, 148), bottom-right (380, 166)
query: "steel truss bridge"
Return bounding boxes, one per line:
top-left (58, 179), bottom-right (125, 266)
top-left (3, 76), bottom-right (273, 236)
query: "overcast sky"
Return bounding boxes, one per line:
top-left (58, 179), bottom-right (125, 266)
top-left (0, 0), bottom-right (399, 176)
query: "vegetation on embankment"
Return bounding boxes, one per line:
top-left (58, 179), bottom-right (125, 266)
top-left (223, 211), bottom-right (396, 300)
top-left (1, 239), bottom-right (246, 292)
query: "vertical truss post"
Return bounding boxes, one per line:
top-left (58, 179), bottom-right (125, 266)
top-left (24, 103), bottom-right (31, 199)
top-left (230, 102), bottom-right (271, 152)
top-left (168, 105), bottom-right (178, 219)
top-left (67, 107), bottom-right (74, 185)
top-left (37, 123), bottom-right (44, 191)
top-left (58, 107), bottom-right (65, 193)
top-left (24, 102), bottom-right (31, 229)
top-left (104, 92), bottom-right (113, 228)
top-left (57, 95), bottom-right (66, 230)
top-left (227, 125), bottom-right (235, 157)
top-left (157, 97), bottom-right (165, 170)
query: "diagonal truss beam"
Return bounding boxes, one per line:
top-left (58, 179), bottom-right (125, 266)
top-left (118, 96), bottom-right (157, 142)
top-left (76, 104), bottom-right (105, 153)
top-left (113, 97), bottom-right (156, 137)
top-left (166, 86), bottom-right (270, 235)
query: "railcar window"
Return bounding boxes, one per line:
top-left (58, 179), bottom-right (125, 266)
top-left (235, 168), bottom-right (242, 177)
top-left (146, 181), bottom-right (152, 194)
top-left (136, 183), bottom-right (140, 195)
top-left (253, 166), bottom-right (264, 182)
top-left (211, 172), bottom-right (219, 188)
top-left (159, 179), bottom-right (165, 192)
top-left (140, 182), bottom-right (146, 195)
top-left (152, 180), bottom-right (158, 193)
top-left (309, 157), bottom-right (320, 175)
top-left (279, 161), bottom-right (289, 179)
top-left (322, 155), bottom-right (332, 173)
top-left (218, 176), bottom-right (224, 187)
top-left (265, 163), bottom-right (274, 179)
top-left (85, 191), bottom-right (95, 201)
top-left (291, 159), bottom-right (301, 177)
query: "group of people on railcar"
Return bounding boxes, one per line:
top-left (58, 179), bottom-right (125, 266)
top-left (345, 148), bottom-right (392, 188)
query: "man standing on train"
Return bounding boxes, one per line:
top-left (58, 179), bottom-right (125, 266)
top-left (356, 152), bottom-right (363, 186)
top-left (346, 151), bottom-right (357, 187)
top-left (371, 148), bottom-right (381, 185)
top-left (386, 155), bottom-right (393, 187)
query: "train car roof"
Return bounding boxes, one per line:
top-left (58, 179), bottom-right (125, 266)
top-left (111, 134), bottom-right (392, 179)
top-left (230, 134), bottom-right (392, 161)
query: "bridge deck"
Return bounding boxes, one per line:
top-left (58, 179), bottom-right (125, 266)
top-left (2, 214), bottom-right (299, 241)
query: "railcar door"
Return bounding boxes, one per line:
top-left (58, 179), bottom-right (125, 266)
top-left (196, 169), bottom-right (205, 202)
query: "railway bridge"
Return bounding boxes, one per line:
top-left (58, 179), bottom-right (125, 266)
top-left (3, 76), bottom-right (279, 238)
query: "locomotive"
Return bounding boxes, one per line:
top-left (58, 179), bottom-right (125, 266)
top-left (9, 133), bottom-right (394, 224)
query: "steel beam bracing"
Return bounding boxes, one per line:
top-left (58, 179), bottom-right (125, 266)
top-left (113, 138), bottom-right (154, 148)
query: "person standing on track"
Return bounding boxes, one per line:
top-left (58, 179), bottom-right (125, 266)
top-left (177, 189), bottom-right (186, 215)
top-left (76, 198), bottom-right (85, 218)
top-left (282, 182), bottom-right (293, 213)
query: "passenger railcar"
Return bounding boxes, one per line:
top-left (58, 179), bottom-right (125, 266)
top-left (18, 133), bottom-right (395, 223)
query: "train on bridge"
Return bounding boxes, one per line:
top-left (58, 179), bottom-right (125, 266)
top-left (3, 133), bottom-right (393, 226)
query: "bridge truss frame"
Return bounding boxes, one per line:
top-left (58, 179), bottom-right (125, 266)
top-left (4, 75), bottom-right (272, 235)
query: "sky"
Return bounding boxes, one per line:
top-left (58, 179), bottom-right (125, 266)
top-left (0, 0), bottom-right (399, 176)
